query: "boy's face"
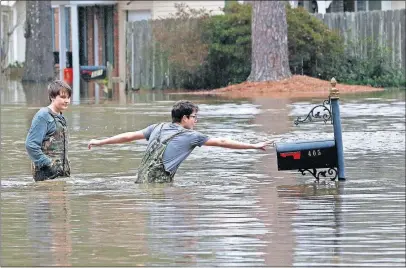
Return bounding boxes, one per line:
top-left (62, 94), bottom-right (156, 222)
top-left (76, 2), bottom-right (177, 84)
top-left (51, 89), bottom-right (71, 112)
top-left (182, 111), bottom-right (198, 130)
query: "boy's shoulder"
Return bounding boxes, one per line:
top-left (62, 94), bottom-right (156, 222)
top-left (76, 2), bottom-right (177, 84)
top-left (34, 107), bottom-right (53, 120)
top-left (163, 123), bottom-right (196, 133)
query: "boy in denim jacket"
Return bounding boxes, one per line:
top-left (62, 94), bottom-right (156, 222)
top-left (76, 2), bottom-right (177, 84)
top-left (25, 80), bottom-right (72, 181)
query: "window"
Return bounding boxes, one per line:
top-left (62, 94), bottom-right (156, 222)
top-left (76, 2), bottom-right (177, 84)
top-left (127, 10), bottom-right (152, 22)
top-left (368, 1), bottom-right (381, 11)
top-left (356, 0), bottom-right (368, 11)
top-left (343, 0), bottom-right (355, 12)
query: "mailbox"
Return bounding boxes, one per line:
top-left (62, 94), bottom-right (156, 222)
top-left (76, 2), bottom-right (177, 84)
top-left (276, 139), bottom-right (337, 171)
top-left (54, 51), bottom-right (107, 82)
top-left (80, 66), bottom-right (107, 81)
top-left (273, 78), bottom-right (346, 181)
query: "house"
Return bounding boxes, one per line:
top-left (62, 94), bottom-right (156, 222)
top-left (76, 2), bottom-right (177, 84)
top-left (50, 1), bottom-right (118, 75)
top-left (290, 0), bottom-right (405, 14)
top-left (49, 1), bottom-right (118, 102)
top-left (121, 1), bottom-right (226, 21)
top-left (0, 0), bottom-right (26, 67)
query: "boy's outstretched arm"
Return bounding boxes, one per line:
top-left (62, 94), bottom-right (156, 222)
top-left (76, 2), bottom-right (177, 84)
top-left (203, 138), bottom-right (271, 151)
top-left (88, 131), bottom-right (145, 149)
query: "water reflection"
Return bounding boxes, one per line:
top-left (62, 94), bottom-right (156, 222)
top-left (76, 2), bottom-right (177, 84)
top-left (21, 82), bottom-right (51, 107)
top-left (1, 79), bottom-right (27, 105)
top-left (3, 182), bottom-right (73, 266)
top-left (277, 182), bottom-right (345, 266)
top-left (1, 80), bottom-right (405, 266)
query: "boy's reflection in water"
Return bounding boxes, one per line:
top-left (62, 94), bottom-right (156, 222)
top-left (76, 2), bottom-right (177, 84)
top-left (27, 181), bottom-right (72, 266)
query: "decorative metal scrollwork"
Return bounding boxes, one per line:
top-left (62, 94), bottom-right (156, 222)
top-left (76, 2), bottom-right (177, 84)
top-left (294, 99), bottom-right (332, 125)
top-left (298, 167), bottom-right (338, 181)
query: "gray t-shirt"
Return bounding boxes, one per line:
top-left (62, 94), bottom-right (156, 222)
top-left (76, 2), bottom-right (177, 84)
top-left (142, 122), bottom-right (209, 174)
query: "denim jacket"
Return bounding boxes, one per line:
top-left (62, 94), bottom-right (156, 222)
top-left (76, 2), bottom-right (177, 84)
top-left (25, 107), bottom-right (66, 168)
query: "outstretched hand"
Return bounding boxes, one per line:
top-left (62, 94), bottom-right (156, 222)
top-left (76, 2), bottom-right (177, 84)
top-left (253, 141), bottom-right (273, 151)
top-left (88, 139), bottom-right (101, 150)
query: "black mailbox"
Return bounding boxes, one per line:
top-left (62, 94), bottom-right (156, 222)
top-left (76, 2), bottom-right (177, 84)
top-left (80, 66), bottom-right (107, 81)
top-left (276, 139), bottom-right (337, 171)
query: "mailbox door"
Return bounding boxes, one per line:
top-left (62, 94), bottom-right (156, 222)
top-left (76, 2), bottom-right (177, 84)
top-left (80, 66), bottom-right (107, 81)
top-left (276, 140), bottom-right (338, 171)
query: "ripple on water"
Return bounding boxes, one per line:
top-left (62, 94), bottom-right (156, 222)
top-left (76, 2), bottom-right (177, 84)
top-left (1, 95), bottom-right (405, 266)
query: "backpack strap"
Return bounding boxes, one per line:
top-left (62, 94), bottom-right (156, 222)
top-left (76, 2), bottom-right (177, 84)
top-left (47, 108), bottom-right (67, 127)
top-left (162, 129), bottom-right (187, 144)
top-left (155, 123), bottom-right (165, 143)
top-left (153, 123), bottom-right (188, 144)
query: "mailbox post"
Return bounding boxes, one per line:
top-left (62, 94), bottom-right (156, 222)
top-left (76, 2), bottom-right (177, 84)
top-left (275, 78), bottom-right (346, 182)
top-left (330, 78), bottom-right (346, 180)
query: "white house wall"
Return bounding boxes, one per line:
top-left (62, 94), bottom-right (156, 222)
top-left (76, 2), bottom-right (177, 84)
top-left (1, 8), bottom-right (11, 64)
top-left (50, 1), bottom-right (116, 7)
top-left (391, 1), bottom-right (405, 10)
top-left (119, 1), bottom-right (225, 19)
top-left (152, 1), bottom-right (225, 19)
top-left (381, 1), bottom-right (392, 11)
top-left (317, 1), bottom-right (333, 14)
top-left (120, 1), bottom-right (153, 11)
top-left (1, 1), bottom-right (25, 65)
top-left (12, 0), bottom-right (25, 63)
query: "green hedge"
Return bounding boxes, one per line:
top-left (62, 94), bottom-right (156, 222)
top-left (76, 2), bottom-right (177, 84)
top-left (333, 38), bottom-right (406, 87)
top-left (178, 3), bottom-right (251, 89)
top-left (286, 6), bottom-right (344, 79)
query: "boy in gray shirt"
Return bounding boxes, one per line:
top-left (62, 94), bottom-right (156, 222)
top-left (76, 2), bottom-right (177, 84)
top-left (88, 100), bottom-right (270, 183)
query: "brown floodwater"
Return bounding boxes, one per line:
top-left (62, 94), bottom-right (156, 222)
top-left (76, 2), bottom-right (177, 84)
top-left (1, 81), bottom-right (405, 266)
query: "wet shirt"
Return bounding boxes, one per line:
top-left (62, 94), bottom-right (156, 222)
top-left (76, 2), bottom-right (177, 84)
top-left (142, 123), bottom-right (209, 174)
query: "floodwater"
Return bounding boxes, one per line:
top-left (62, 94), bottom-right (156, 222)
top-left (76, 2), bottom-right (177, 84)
top-left (1, 81), bottom-right (405, 267)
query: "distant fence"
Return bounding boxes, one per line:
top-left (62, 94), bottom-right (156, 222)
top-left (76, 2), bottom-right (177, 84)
top-left (126, 20), bottom-right (176, 90)
top-left (126, 19), bottom-right (202, 90)
top-left (314, 9), bottom-right (405, 71)
top-left (127, 9), bottom-right (406, 90)
top-left (126, 21), bottom-right (155, 90)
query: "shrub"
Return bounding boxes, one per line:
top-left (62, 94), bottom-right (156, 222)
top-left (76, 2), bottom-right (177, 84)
top-left (183, 2), bottom-right (252, 89)
top-left (151, 2), bottom-right (405, 89)
top-left (152, 3), bottom-right (211, 87)
top-left (286, 6), bottom-right (345, 79)
top-left (334, 38), bottom-right (406, 87)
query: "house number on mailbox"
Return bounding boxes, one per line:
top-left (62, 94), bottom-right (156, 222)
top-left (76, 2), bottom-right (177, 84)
top-left (308, 149), bottom-right (322, 157)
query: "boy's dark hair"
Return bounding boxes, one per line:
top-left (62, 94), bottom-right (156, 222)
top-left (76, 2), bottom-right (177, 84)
top-left (48, 80), bottom-right (72, 101)
top-left (171, 100), bottom-right (199, 123)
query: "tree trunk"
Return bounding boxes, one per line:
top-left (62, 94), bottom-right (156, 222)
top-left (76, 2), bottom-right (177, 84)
top-left (0, 3), bottom-right (2, 75)
top-left (248, 1), bottom-right (291, 82)
top-left (22, 0), bottom-right (54, 82)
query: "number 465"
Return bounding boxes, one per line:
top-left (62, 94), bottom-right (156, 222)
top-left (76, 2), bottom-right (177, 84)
top-left (308, 149), bottom-right (321, 157)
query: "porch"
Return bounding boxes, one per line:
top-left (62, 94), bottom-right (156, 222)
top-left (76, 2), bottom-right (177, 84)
top-left (51, 1), bottom-right (121, 104)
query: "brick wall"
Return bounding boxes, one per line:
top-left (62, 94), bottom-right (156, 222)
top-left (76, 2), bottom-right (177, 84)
top-left (54, 8), bottom-right (59, 51)
top-left (86, 7), bottom-right (95, 99)
top-left (97, 7), bottom-right (104, 69)
top-left (53, 7), bottom-right (72, 52)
